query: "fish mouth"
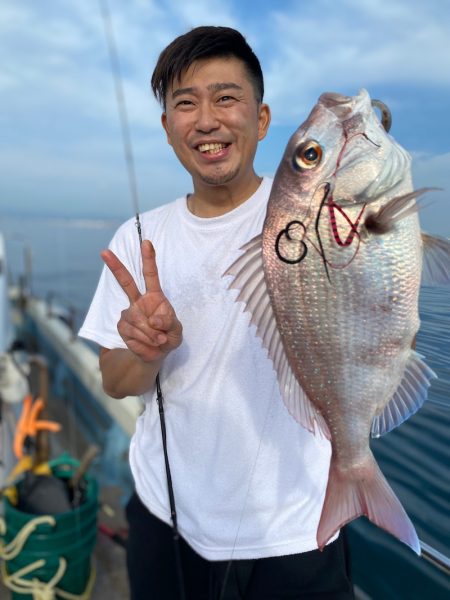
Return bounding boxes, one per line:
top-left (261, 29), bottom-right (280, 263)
top-left (319, 92), bottom-right (353, 106)
top-left (195, 142), bottom-right (230, 155)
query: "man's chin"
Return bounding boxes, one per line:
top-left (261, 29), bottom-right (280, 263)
top-left (199, 168), bottom-right (239, 187)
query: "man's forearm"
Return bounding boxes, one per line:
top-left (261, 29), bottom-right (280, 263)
top-left (99, 348), bottom-right (163, 398)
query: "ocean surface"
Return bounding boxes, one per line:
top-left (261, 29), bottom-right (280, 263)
top-left (2, 214), bottom-right (449, 594)
top-left (2, 214), bottom-right (122, 330)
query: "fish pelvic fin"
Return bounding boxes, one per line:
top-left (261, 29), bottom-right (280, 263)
top-left (421, 232), bottom-right (450, 286)
top-left (371, 350), bottom-right (437, 437)
top-left (363, 188), bottom-right (439, 235)
top-left (224, 235), bottom-right (330, 439)
top-left (317, 453), bottom-right (420, 555)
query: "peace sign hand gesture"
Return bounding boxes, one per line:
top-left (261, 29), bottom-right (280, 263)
top-left (101, 240), bottom-right (183, 363)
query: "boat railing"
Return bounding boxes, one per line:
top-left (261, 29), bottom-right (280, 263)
top-left (420, 540), bottom-right (450, 575)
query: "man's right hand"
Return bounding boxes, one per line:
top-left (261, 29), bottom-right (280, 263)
top-left (101, 240), bottom-right (183, 363)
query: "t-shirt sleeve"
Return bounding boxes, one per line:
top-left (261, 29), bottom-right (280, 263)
top-left (78, 219), bottom-right (144, 349)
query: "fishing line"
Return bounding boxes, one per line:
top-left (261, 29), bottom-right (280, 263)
top-left (99, 2), bottom-right (185, 597)
top-left (325, 200), bottom-right (365, 247)
top-left (217, 380), bottom-right (277, 600)
top-left (315, 184), bottom-right (332, 283)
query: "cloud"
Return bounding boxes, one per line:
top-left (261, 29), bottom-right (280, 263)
top-left (164, 0), bottom-right (238, 29)
top-left (0, 0), bottom-right (449, 230)
top-left (0, 0), bottom-right (164, 131)
top-left (0, 0), bottom-right (196, 217)
top-left (412, 152), bottom-right (450, 237)
top-left (260, 0), bottom-right (450, 122)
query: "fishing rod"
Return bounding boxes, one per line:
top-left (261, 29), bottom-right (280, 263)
top-left (98, 2), bottom-right (185, 598)
top-left (98, 0), bottom-right (142, 243)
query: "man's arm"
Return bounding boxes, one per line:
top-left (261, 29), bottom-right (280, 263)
top-left (99, 240), bottom-right (182, 399)
top-left (99, 348), bottom-right (162, 398)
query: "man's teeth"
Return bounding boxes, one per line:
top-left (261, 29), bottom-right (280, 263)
top-left (198, 143), bottom-right (227, 154)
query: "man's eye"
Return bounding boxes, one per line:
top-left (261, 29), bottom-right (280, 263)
top-left (175, 100), bottom-right (193, 107)
top-left (218, 96), bottom-right (234, 103)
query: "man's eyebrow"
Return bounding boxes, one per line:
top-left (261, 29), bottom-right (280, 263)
top-left (171, 82), bottom-right (243, 99)
top-left (207, 82), bottom-right (243, 93)
top-left (171, 86), bottom-right (195, 99)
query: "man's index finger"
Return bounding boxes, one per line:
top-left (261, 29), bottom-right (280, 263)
top-left (101, 249), bottom-right (141, 303)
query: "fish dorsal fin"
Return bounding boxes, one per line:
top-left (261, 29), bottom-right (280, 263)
top-left (371, 350), bottom-right (437, 438)
top-left (224, 235), bottom-right (330, 439)
top-left (421, 233), bottom-right (450, 286)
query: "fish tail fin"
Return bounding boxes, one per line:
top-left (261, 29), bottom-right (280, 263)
top-left (317, 453), bottom-right (420, 555)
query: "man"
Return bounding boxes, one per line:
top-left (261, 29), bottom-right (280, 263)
top-left (80, 26), bottom-right (354, 599)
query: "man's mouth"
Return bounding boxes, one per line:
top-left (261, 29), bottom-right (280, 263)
top-left (197, 142), bottom-right (229, 155)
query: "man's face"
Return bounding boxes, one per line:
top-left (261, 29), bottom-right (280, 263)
top-left (161, 56), bottom-right (270, 194)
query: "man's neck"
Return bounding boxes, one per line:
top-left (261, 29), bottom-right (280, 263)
top-left (187, 174), bottom-right (263, 218)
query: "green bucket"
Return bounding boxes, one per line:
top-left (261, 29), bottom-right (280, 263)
top-left (3, 512), bottom-right (97, 552)
top-left (1, 454), bottom-right (98, 599)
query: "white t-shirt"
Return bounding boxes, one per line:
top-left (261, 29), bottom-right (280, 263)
top-left (79, 177), bottom-right (333, 560)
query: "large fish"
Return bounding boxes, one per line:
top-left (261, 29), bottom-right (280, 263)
top-left (225, 89), bottom-right (450, 554)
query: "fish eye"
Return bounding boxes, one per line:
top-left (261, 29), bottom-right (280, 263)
top-left (293, 140), bottom-right (323, 170)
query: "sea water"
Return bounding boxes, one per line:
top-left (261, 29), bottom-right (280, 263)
top-left (2, 214), bottom-right (121, 329)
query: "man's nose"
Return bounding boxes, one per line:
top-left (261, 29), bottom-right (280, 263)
top-left (195, 102), bottom-right (220, 132)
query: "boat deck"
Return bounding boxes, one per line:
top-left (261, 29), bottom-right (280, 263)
top-left (1, 378), bottom-right (131, 598)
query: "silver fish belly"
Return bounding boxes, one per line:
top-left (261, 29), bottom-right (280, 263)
top-left (225, 89), bottom-right (450, 554)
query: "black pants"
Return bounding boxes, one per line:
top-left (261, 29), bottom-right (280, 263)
top-left (126, 492), bottom-right (354, 600)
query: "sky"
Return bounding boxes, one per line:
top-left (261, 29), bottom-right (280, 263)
top-left (1, 0), bottom-right (450, 235)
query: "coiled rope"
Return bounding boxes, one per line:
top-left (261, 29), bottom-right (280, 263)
top-left (0, 515), bottom-right (95, 599)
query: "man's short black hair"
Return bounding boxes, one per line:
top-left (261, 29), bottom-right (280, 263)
top-left (151, 26), bottom-right (264, 108)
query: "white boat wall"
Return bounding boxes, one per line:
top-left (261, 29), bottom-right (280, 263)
top-left (0, 233), bottom-right (12, 354)
top-left (9, 286), bottom-right (143, 495)
top-left (0, 233), bottom-right (29, 491)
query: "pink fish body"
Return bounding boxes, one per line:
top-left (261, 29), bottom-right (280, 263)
top-left (226, 90), bottom-right (450, 554)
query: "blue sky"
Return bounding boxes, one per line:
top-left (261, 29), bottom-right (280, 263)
top-left (1, 0), bottom-right (450, 235)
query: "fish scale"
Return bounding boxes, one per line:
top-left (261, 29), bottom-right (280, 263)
top-left (225, 88), bottom-right (450, 554)
top-left (264, 203), bottom-right (422, 547)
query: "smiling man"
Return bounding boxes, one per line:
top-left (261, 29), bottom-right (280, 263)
top-left (160, 56), bottom-right (269, 216)
top-left (79, 26), bottom-right (354, 599)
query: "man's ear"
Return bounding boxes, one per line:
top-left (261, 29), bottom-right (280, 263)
top-left (257, 103), bottom-right (271, 141)
top-left (161, 113), bottom-right (172, 146)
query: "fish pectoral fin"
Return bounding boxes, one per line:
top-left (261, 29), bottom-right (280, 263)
top-left (371, 350), bottom-right (437, 438)
top-left (224, 234), bottom-right (329, 439)
top-left (421, 232), bottom-right (450, 286)
top-left (363, 188), bottom-right (438, 235)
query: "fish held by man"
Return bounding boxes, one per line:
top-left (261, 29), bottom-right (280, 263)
top-left (224, 89), bottom-right (450, 555)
